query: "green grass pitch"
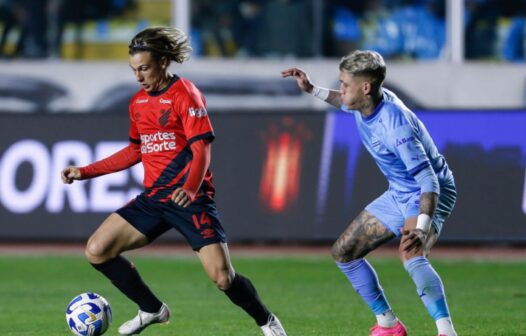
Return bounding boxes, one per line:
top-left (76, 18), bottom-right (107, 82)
top-left (0, 254), bottom-right (524, 335)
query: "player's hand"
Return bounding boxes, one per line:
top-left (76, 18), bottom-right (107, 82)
top-left (171, 187), bottom-right (193, 208)
top-left (61, 166), bottom-right (81, 184)
top-left (400, 228), bottom-right (427, 253)
top-left (281, 67), bottom-right (314, 93)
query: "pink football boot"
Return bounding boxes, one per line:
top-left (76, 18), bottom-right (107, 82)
top-left (370, 321), bottom-right (407, 336)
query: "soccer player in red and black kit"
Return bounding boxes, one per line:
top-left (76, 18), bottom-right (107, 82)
top-left (61, 27), bottom-right (287, 336)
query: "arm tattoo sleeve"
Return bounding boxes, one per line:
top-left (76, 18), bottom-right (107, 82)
top-left (326, 90), bottom-right (342, 108)
top-left (419, 191), bottom-right (438, 216)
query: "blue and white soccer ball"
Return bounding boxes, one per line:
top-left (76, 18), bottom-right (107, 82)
top-left (65, 292), bottom-right (112, 336)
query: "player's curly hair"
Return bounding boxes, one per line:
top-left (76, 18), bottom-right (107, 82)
top-left (128, 26), bottom-right (192, 64)
top-left (339, 50), bottom-right (386, 87)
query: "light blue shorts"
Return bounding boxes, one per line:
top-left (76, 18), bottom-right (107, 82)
top-left (365, 178), bottom-right (456, 237)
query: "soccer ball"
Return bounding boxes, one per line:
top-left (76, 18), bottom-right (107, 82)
top-left (65, 292), bottom-right (112, 336)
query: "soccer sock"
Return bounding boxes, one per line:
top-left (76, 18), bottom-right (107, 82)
top-left (436, 317), bottom-right (457, 336)
top-left (404, 256), bottom-right (457, 335)
top-left (91, 256), bottom-right (163, 313)
top-left (223, 273), bottom-right (271, 326)
top-left (336, 259), bottom-right (395, 326)
top-left (376, 309), bottom-right (398, 328)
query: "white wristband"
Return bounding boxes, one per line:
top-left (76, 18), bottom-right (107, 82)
top-left (311, 85), bottom-right (330, 101)
top-left (416, 213), bottom-right (432, 233)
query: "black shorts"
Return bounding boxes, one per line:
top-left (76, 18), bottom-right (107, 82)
top-left (116, 193), bottom-right (227, 251)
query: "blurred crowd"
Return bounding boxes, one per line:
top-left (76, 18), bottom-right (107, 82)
top-left (190, 0), bottom-right (447, 59)
top-left (1, 0), bottom-right (526, 61)
top-left (465, 0), bottom-right (526, 61)
top-left (0, 0), bottom-right (134, 58)
top-left (192, 0), bottom-right (526, 61)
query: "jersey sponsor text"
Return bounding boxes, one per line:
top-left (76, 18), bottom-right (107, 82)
top-left (140, 131), bottom-right (176, 154)
top-left (189, 107), bottom-right (207, 118)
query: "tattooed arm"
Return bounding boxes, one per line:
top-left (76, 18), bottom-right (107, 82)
top-left (419, 191), bottom-right (438, 217)
top-left (401, 192), bottom-right (438, 254)
top-left (325, 90), bottom-right (343, 108)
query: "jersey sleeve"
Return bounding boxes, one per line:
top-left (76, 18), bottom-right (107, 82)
top-left (79, 142), bottom-right (141, 179)
top-left (182, 139), bottom-right (211, 201)
top-left (177, 85), bottom-right (215, 144)
top-left (385, 125), bottom-right (428, 173)
top-left (385, 124), bottom-right (439, 193)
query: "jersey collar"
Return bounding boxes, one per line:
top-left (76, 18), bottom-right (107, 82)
top-left (363, 96), bottom-right (385, 122)
top-left (147, 75), bottom-right (180, 97)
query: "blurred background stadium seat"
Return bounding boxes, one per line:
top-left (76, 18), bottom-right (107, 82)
top-left (1, 0), bottom-right (526, 245)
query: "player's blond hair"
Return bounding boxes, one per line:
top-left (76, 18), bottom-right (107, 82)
top-left (339, 50), bottom-right (386, 87)
top-left (128, 26), bottom-right (192, 64)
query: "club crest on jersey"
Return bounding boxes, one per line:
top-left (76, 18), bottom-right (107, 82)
top-left (159, 108), bottom-right (172, 126)
top-left (189, 107), bottom-right (207, 118)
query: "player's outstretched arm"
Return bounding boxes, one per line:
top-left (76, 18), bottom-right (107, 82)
top-left (281, 67), bottom-right (342, 108)
top-left (325, 90), bottom-right (343, 109)
top-left (281, 67), bottom-right (315, 93)
top-left (62, 143), bottom-right (141, 184)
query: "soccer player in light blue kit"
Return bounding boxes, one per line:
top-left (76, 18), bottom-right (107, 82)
top-left (282, 50), bottom-right (458, 336)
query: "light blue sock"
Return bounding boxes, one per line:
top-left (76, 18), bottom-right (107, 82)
top-left (404, 256), bottom-right (450, 320)
top-left (336, 258), bottom-right (391, 315)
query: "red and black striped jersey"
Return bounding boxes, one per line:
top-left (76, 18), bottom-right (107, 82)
top-left (129, 75), bottom-right (215, 201)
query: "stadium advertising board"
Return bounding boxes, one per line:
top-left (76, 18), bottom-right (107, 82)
top-left (0, 111), bottom-right (525, 242)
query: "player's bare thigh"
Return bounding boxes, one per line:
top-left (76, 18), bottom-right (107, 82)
top-left (398, 216), bottom-right (439, 262)
top-left (196, 242), bottom-right (235, 290)
top-left (85, 213), bottom-right (149, 264)
top-left (331, 210), bottom-right (396, 263)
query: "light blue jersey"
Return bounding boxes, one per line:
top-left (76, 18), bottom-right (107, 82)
top-left (341, 88), bottom-right (455, 235)
top-left (341, 88), bottom-right (452, 193)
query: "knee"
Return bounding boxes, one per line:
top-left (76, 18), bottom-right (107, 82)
top-left (398, 244), bottom-right (412, 263)
top-left (330, 243), bottom-right (343, 262)
top-left (331, 241), bottom-right (359, 263)
top-left (398, 245), bottom-right (427, 264)
top-left (85, 238), bottom-right (112, 264)
top-left (211, 269), bottom-right (233, 291)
